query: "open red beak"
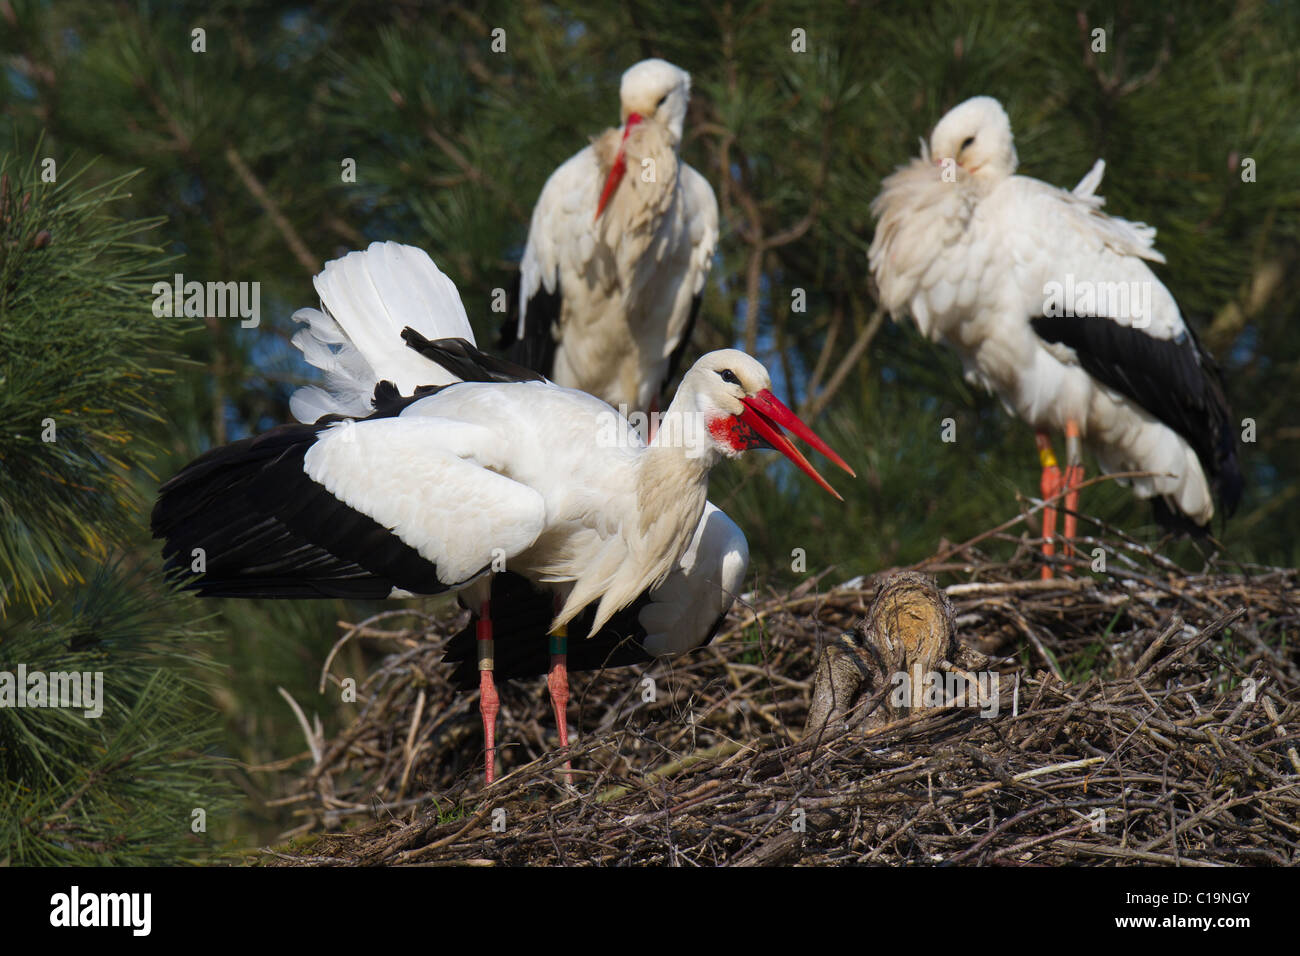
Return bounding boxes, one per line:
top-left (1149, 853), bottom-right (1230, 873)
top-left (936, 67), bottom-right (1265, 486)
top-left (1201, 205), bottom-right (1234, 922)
top-left (738, 389), bottom-right (855, 500)
top-left (594, 113), bottom-right (643, 220)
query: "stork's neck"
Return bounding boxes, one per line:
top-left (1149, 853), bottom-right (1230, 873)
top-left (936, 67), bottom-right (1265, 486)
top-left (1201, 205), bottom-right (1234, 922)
top-left (635, 396), bottom-right (719, 540)
top-left (641, 409), bottom-right (718, 488)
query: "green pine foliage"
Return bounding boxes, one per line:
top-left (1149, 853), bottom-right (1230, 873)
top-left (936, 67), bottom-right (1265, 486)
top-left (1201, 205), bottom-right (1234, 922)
top-left (0, 565), bottom-right (232, 865)
top-left (0, 152), bottom-right (236, 863)
top-left (0, 157), bottom-right (169, 609)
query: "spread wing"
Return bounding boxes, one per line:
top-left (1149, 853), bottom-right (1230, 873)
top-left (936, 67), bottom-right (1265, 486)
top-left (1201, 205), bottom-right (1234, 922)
top-left (153, 407), bottom-right (547, 598)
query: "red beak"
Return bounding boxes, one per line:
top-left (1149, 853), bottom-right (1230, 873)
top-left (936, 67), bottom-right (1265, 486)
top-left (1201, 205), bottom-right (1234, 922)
top-left (594, 113), bottom-right (643, 220)
top-left (738, 389), bottom-right (855, 500)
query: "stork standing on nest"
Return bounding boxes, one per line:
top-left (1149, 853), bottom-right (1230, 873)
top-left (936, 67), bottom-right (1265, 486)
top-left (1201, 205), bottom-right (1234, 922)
top-left (507, 58), bottom-right (719, 431)
top-left (869, 96), bottom-right (1241, 576)
top-left (153, 242), bottom-right (849, 784)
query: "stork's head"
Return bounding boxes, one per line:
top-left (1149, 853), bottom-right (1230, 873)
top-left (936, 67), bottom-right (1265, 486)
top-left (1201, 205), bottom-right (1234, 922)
top-left (620, 58), bottom-right (691, 145)
top-left (676, 349), bottom-right (854, 500)
top-left (929, 96), bottom-right (1018, 184)
top-left (595, 59), bottom-right (692, 219)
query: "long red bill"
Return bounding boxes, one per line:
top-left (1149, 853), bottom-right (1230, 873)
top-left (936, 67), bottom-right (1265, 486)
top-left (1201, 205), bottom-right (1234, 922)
top-left (594, 113), bottom-right (643, 220)
top-left (739, 389), bottom-right (855, 500)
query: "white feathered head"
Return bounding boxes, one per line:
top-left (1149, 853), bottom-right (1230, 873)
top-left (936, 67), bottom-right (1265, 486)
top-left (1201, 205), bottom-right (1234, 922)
top-left (619, 58), bottom-right (691, 146)
top-left (929, 96), bottom-right (1019, 183)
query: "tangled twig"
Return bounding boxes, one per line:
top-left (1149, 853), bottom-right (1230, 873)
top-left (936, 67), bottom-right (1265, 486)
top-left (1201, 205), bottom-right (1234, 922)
top-left (261, 516), bottom-right (1299, 866)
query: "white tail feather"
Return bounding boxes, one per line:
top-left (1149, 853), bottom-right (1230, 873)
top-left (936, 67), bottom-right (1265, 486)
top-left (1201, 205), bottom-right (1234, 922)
top-left (289, 241), bottom-right (476, 423)
top-left (1072, 158), bottom-right (1105, 199)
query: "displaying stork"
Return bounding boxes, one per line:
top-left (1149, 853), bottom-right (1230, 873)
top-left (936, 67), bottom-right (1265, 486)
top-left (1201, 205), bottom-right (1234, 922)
top-left (153, 242), bottom-right (849, 784)
top-left (505, 58), bottom-right (719, 428)
top-left (869, 96), bottom-right (1241, 576)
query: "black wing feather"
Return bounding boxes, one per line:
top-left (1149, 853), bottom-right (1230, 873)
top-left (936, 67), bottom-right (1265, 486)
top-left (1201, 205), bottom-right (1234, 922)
top-left (153, 409), bottom-right (456, 600)
top-left (499, 271), bottom-right (562, 379)
top-left (401, 328), bottom-right (546, 384)
top-left (442, 572), bottom-right (730, 689)
top-left (661, 292), bottom-right (704, 401)
top-left (1030, 314), bottom-right (1243, 528)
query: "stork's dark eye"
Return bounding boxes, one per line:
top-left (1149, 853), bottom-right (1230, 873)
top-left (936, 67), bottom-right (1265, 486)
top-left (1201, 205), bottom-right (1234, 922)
top-left (718, 369), bottom-right (740, 385)
top-left (656, 93), bottom-right (669, 109)
top-left (960, 135), bottom-right (975, 151)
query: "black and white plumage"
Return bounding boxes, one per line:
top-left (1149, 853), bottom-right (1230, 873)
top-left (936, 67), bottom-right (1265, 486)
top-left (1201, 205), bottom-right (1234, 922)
top-left (869, 95), bottom-right (1241, 532)
top-left (153, 241), bottom-right (849, 781)
top-left (505, 58), bottom-right (719, 416)
top-left (154, 241), bottom-right (780, 633)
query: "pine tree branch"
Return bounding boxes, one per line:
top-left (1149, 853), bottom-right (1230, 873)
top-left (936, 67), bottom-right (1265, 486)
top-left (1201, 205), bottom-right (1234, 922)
top-left (223, 145), bottom-right (318, 274)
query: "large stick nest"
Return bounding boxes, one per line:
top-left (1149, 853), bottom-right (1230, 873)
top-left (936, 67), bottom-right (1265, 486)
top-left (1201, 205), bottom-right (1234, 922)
top-left (261, 524), bottom-right (1299, 866)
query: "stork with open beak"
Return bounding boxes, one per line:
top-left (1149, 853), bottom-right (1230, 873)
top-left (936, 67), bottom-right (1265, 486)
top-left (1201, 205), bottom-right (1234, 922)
top-left (153, 242), bottom-right (851, 785)
top-left (506, 58), bottom-right (719, 431)
top-left (869, 96), bottom-right (1241, 576)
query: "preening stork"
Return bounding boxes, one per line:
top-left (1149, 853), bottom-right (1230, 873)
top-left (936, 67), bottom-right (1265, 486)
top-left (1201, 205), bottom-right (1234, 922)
top-left (153, 242), bottom-right (850, 784)
top-left (869, 96), bottom-right (1241, 575)
top-left (505, 58), bottom-right (719, 426)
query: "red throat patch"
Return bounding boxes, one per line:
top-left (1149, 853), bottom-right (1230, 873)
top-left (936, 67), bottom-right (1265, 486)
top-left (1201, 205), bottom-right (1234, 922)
top-left (709, 415), bottom-right (763, 452)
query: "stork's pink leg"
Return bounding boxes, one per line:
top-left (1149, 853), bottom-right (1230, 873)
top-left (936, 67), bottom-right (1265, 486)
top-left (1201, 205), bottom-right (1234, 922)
top-left (476, 601), bottom-right (499, 784)
top-left (1062, 420), bottom-right (1084, 568)
top-left (547, 621), bottom-right (574, 786)
top-left (1036, 431), bottom-right (1061, 581)
top-left (646, 394), bottom-right (661, 442)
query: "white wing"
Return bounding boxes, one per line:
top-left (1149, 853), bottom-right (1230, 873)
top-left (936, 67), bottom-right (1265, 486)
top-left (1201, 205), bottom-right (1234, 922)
top-left (290, 241), bottom-right (475, 423)
top-left (518, 145), bottom-right (604, 335)
top-left (303, 414), bottom-right (546, 585)
top-left (680, 162), bottom-right (719, 299)
top-left (988, 176), bottom-right (1180, 339)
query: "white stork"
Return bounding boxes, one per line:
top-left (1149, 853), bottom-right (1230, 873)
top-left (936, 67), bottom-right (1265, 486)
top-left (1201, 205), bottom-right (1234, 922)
top-left (153, 241), bottom-right (849, 783)
top-left (507, 58), bottom-right (719, 428)
top-left (869, 96), bottom-right (1241, 576)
